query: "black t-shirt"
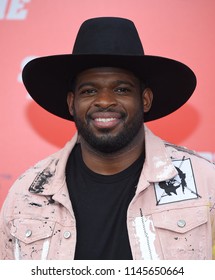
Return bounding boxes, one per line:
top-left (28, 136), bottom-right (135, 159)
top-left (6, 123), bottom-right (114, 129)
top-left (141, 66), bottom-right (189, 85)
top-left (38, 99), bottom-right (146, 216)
top-left (66, 144), bottom-right (144, 260)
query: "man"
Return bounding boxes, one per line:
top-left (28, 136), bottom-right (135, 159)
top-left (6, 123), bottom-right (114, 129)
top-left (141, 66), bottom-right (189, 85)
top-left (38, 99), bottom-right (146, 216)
top-left (0, 17), bottom-right (214, 260)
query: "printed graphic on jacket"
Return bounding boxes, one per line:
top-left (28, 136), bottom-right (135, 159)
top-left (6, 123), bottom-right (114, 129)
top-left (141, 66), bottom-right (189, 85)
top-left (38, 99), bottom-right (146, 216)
top-left (28, 159), bottom-right (59, 194)
top-left (154, 158), bottom-right (201, 205)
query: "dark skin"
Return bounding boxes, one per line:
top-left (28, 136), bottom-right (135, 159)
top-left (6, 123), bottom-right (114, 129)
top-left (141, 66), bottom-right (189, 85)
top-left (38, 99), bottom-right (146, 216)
top-left (67, 67), bottom-right (153, 175)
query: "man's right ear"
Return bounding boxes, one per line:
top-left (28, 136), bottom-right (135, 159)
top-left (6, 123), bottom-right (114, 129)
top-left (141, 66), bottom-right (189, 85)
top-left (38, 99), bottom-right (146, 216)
top-left (67, 92), bottom-right (74, 116)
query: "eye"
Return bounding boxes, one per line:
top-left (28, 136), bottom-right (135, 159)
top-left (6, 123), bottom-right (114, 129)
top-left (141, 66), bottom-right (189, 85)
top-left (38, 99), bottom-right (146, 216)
top-left (79, 88), bottom-right (97, 96)
top-left (114, 87), bottom-right (131, 95)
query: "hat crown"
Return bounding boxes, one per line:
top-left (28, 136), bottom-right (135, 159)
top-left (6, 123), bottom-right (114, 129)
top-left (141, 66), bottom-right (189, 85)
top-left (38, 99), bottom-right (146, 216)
top-left (72, 17), bottom-right (144, 56)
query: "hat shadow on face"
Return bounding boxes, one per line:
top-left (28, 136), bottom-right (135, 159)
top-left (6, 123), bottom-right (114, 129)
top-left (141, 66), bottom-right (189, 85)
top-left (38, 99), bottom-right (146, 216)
top-left (25, 99), bottom-right (200, 148)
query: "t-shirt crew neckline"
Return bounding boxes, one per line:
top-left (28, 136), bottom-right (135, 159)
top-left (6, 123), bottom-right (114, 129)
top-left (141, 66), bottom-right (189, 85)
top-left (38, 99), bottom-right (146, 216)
top-left (76, 144), bottom-right (145, 183)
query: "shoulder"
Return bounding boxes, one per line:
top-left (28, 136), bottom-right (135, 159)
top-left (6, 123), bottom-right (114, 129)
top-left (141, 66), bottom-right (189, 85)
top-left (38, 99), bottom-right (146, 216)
top-left (5, 146), bottom-right (67, 199)
top-left (17, 151), bottom-right (61, 182)
top-left (0, 150), bottom-right (65, 218)
top-left (165, 142), bottom-right (215, 175)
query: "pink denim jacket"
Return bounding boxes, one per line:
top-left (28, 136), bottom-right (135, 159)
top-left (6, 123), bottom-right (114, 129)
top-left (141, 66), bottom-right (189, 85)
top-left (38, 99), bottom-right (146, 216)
top-left (0, 126), bottom-right (215, 260)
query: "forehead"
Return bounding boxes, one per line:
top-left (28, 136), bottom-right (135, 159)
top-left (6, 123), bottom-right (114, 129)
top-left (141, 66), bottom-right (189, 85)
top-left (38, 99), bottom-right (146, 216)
top-left (75, 67), bottom-right (139, 84)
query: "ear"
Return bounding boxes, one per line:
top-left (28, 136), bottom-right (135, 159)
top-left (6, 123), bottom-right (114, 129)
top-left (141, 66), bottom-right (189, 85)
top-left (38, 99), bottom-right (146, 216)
top-left (67, 91), bottom-right (75, 116)
top-left (142, 88), bottom-right (153, 113)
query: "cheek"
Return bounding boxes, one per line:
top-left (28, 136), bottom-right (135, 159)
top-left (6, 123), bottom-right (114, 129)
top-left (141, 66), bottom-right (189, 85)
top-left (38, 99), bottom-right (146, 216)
top-left (123, 98), bottom-right (143, 115)
top-left (73, 99), bottom-right (91, 120)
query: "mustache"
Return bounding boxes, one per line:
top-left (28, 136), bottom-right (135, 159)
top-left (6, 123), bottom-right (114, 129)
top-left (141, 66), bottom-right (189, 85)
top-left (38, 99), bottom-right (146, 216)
top-left (87, 108), bottom-right (127, 118)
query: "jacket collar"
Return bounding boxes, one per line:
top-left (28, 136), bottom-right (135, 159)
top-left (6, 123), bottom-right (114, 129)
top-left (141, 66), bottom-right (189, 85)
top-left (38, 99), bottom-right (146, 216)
top-left (29, 133), bottom-right (78, 197)
top-left (139, 125), bottom-right (178, 184)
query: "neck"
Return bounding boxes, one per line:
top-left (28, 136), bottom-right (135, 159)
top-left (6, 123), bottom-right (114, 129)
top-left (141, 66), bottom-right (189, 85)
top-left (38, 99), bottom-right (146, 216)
top-left (79, 126), bottom-right (145, 175)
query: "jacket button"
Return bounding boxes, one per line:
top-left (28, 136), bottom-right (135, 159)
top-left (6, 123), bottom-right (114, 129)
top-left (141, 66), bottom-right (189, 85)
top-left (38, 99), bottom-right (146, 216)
top-left (25, 229), bottom-right (32, 237)
top-left (63, 231), bottom-right (71, 239)
top-left (177, 219), bottom-right (186, 228)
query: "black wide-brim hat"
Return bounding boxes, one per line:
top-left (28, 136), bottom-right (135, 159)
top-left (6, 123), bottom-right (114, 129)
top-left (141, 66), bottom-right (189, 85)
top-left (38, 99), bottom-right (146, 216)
top-left (22, 17), bottom-right (196, 122)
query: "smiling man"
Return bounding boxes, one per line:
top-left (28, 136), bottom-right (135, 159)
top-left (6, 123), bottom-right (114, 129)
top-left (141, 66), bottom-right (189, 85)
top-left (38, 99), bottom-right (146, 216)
top-left (67, 67), bottom-right (152, 166)
top-left (0, 17), bottom-right (215, 260)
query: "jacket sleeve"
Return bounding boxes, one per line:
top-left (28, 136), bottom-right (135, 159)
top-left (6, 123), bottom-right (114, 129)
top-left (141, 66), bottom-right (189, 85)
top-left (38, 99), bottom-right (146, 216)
top-left (209, 164), bottom-right (215, 260)
top-left (213, 226), bottom-right (215, 259)
top-left (0, 197), bottom-right (15, 260)
top-left (211, 187), bottom-right (215, 260)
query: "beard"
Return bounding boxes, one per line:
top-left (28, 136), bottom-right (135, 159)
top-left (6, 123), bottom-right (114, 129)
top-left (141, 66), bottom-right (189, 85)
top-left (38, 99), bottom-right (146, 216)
top-left (73, 107), bottom-right (144, 154)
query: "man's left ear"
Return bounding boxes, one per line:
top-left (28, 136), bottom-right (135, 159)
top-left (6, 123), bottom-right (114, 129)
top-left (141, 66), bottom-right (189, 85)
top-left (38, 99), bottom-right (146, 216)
top-left (67, 92), bottom-right (74, 116)
top-left (143, 88), bottom-right (153, 113)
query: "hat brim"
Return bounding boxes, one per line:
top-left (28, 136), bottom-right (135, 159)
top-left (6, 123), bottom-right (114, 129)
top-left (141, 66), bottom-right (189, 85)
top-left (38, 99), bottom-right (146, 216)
top-left (22, 54), bottom-right (196, 122)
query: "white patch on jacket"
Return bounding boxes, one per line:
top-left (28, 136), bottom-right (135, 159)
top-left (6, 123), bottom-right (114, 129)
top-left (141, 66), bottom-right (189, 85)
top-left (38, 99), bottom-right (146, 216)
top-left (134, 215), bottom-right (159, 260)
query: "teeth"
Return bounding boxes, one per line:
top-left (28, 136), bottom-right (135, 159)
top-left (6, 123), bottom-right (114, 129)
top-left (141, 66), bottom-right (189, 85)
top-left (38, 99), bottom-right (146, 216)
top-left (95, 118), bottom-right (116, 122)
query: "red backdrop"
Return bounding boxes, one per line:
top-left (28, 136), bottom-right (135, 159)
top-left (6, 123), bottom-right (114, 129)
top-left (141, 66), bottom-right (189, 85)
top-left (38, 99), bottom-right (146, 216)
top-left (1, 0), bottom-right (215, 208)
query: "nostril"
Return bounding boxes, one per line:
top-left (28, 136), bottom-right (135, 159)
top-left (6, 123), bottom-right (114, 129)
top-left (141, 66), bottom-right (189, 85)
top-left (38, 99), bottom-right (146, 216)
top-left (94, 91), bottom-right (117, 108)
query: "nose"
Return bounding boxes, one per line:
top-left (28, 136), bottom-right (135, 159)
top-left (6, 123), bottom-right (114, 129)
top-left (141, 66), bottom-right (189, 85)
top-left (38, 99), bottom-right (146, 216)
top-left (94, 90), bottom-right (117, 109)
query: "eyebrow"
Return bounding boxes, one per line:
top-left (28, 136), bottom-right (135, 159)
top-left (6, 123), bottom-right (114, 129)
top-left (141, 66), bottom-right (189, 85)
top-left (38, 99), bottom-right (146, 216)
top-left (76, 80), bottom-right (136, 91)
top-left (76, 82), bottom-right (95, 91)
top-left (114, 80), bottom-right (136, 88)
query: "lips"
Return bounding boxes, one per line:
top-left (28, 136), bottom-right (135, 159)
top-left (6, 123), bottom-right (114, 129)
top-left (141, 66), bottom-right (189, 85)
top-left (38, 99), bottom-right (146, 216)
top-left (89, 111), bottom-right (124, 129)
